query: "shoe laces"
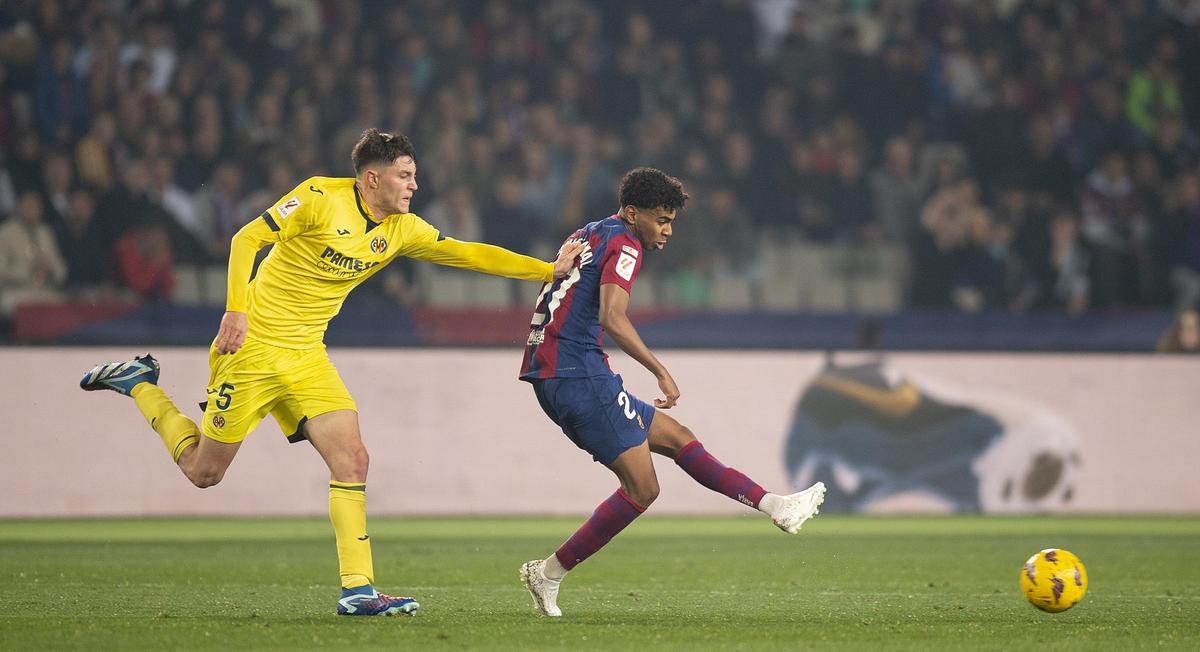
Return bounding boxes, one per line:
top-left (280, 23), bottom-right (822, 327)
top-left (369, 592), bottom-right (411, 607)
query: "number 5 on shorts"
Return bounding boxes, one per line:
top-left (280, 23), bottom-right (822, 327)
top-left (216, 383), bottom-right (235, 410)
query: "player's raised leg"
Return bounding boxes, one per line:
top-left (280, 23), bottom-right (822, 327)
top-left (82, 354), bottom-right (241, 487)
top-left (81, 354), bottom-right (203, 466)
top-left (649, 410), bottom-right (826, 534)
top-left (523, 441), bottom-right (657, 617)
top-left (305, 409), bottom-right (418, 616)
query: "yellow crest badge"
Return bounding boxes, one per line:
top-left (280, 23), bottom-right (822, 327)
top-left (370, 236), bottom-right (388, 254)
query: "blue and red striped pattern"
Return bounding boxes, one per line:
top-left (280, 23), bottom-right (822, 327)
top-left (520, 216), bottom-right (644, 381)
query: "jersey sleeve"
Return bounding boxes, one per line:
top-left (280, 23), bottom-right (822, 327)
top-left (598, 233), bottom-right (643, 293)
top-left (399, 214), bottom-right (554, 281)
top-left (225, 179), bottom-right (320, 312)
top-left (259, 179), bottom-right (320, 242)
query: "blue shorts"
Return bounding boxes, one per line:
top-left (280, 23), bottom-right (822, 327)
top-left (530, 374), bottom-right (656, 465)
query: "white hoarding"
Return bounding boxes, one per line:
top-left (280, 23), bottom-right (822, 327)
top-left (1, 348), bottom-right (1196, 516)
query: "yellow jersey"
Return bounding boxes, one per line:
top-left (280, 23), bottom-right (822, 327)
top-left (226, 176), bottom-right (552, 348)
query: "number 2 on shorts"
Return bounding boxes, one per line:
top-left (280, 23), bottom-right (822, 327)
top-left (617, 391), bottom-right (636, 420)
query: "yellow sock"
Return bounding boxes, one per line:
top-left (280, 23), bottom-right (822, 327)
top-left (131, 384), bottom-right (200, 463)
top-left (330, 481), bottom-right (374, 589)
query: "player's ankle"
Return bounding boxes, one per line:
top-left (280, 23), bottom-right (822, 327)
top-left (758, 493), bottom-right (784, 518)
top-left (543, 553), bottom-right (567, 581)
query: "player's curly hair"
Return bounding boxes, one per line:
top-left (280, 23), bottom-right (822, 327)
top-left (351, 128), bottom-right (417, 175)
top-left (618, 167), bottom-right (688, 211)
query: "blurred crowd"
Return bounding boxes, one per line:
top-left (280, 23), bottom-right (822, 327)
top-left (1, 0), bottom-right (1200, 330)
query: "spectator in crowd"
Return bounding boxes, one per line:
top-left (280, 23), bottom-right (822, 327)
top-left (150, 156), bottom-right (197, 246)
top-left (118, 19), bottom-right (177, 96)
top-left (7, 130), bottom-right (43, 195)
top-left (1151, 114), bottom-right (1200, 180)
top-left (1080, 151), bottom-right (1146, 308)
top-left (911, 178), bottom-right (995, 311)
top-left (112, 222), bottom-right (174, 301)
top-left (996, 186), bottom-right (1050, 312)
top-left (706, 185), bottom-right (757, 279)
top-left (485, 171), bottom-right (538, 256)
top-left (1125, 41), bottom-right (1185, 141)
top-left (73, 111), bottom-right (119, 191)
top-left (870, 136), bottom-right (923, 245)
top-left (1041, 210), bottom-right (1091, 315)
top-left (423, 183), bottom-right (483, 243)
top-left (33, 36), bottom-right (88, 143)
top-left (190, 160), bottom-right (244, 259)
top-left (38, 148), bottom-right (73, 227)
top-left (0, 190), bottom-right (67, 318)
top-left (1079, 80), bottom-right (1134, 175)
top-left (519, 140), bottom-right (569, 236)
top-left (1019, 114), bottom-right (1076, 206)
top-left (53, 187), bottom-right (110, 292)
top-left (828, 148), bottom-right (877, 243)
top-left (1155, 307), bottom-right (1199, 353)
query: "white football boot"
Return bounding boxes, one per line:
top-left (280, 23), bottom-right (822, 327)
top-left (773, 481), bottom-right (827, 534)
top-left (519, 559), bottom-right (562, 617)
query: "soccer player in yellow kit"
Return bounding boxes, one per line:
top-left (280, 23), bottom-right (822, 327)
top-left (80, 129), bottom-right (582, 616)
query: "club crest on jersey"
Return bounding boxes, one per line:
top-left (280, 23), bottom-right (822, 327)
top-left (370, 236), bottom-right (388, 254)
top-left (212, 414), bottom-right (225, 429)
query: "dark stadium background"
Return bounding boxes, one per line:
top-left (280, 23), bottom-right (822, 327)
top-left (1, 0), bottom-right (1198, 351)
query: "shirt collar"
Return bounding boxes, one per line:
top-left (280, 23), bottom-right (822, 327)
top-left (354, 184), bottom-right (383, 233)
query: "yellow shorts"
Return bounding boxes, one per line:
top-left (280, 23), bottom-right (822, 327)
top-left (201, 337), bottom-right (356, 444)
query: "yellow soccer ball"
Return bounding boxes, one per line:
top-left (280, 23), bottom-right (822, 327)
top-left (1020, 548), bottom-right (1088, 612)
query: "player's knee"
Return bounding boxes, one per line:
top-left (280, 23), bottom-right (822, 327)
top-left (181, 456), bottom-right (226, 488)
top-left (189, 469), bottom-right (225, 489)
top-left (652, 424), bottom-right (696, 457)
top-left (628, 480), bottom-right (660, 508)
top-left (331, 446), bottom-right (369, 483)
top-left (350, 447), bottom-right (369, 480)
top-left (676, 425), bottom-right (696, 446)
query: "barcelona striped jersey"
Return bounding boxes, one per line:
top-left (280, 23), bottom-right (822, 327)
top-left (520, 215), bottom-right (644, 379)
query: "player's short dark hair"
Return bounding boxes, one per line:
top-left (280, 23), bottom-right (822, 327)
top-left (351, 128), bottom-right (417, 175)
top-left (618, 167), bottom-right (688, 211)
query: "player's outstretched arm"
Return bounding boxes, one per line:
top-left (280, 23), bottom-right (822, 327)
top-left (216, 218), bottom-right (275, 354)
top-left (599, 283), bottom-right (680, 408)
top-left (410, 238), bottom-right (582, 281)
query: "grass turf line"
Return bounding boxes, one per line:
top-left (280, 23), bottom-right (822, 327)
top-left (1, 516), bottom-right (1197, 650)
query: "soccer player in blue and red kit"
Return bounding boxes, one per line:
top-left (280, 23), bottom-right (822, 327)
top-left (517, 168), bottom-right (827, 617)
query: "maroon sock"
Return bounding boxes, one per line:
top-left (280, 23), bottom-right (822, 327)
top-left (674, 440), bottom-right (767, 508)
top-left (554, 487), bottom-right (646, 571)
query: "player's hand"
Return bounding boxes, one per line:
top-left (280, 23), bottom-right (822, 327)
top-left (552, 241), bottom-right (585, 279)
top-left (214, 311), bottom-right (248, 355)
top-left (654, 372), bottom-right (680, 409)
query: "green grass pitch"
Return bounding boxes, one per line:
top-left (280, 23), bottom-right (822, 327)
top-left (1, 516), bottom-right (1197, 650)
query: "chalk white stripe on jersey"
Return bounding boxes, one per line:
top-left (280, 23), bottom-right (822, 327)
top-left (530, 281), bottom-right (553, 327)
top-left (541, 265), bottom-right (582, 330)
